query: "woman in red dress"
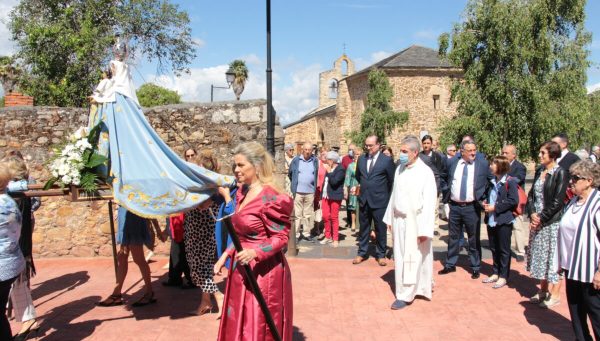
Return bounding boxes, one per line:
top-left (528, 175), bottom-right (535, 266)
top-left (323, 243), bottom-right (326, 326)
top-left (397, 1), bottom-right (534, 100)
top-left (214, 141), bottom-right (293, 341)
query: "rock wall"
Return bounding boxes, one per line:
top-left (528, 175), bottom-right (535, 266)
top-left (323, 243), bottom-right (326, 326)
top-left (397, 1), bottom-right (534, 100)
top-left (0, 99), bottom-right (285, 257)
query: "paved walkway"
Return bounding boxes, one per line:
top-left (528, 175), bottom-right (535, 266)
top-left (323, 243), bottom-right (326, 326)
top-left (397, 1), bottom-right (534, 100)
top-left (11, 254), bottom-right (572, 340)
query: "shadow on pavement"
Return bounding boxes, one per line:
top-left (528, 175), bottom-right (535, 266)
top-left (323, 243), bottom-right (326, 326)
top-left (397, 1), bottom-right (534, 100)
top-left (31, 271), bottom-right (91, 307)
top-left (293, 325), bottom-right (307, 340)
top-left (380, 270), bottom-right (396, 295)
top-left (39, 295), bottom-right (129, 340)
top-left (519, 301), bottom-right (573, 340)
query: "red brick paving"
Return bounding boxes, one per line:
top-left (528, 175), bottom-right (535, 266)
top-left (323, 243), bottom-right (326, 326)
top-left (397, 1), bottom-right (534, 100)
top-left (10, 257), bottom-right (573, 340)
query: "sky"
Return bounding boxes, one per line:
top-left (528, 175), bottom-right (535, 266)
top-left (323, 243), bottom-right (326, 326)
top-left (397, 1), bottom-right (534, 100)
top-left (1, 0), bottom-right (599, 125)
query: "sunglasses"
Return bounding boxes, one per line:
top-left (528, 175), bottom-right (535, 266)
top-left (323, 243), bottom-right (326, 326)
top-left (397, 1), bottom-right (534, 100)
top-left (571, 175), bottom-right (589, 182)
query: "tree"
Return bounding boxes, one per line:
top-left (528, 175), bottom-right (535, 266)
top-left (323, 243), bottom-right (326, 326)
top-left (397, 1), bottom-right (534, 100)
top-left (438, 0), bottom-right (592, 160)
top-left (588, 90), bottom-right (600, 145)
top-left (348, 69), bottom-right (408, 145)
top-left (8, 0), bottom-right (196, 107)
top-left (136, 83), bottom-right (181, 107)
top-left (229, 60), bottom-right (248, 100)
top-left (0, 56), bottom-right (21, 93)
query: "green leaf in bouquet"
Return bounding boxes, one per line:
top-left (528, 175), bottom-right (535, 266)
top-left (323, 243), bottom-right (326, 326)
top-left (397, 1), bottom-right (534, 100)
top-left (43, 177), bottom-right (57, 190)
top-left (80, 172), bottom-right (99, 192)
top-left (87, 124), bottom-right (103, 146)
top-left (86, 153), bottom-right (108, 169)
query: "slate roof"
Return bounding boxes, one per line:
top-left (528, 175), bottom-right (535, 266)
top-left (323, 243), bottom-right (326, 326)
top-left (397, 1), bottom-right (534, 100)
top-left (349, 45), bottom-right (455, 78)
top-left (283, 104), bottom-right (336, 129)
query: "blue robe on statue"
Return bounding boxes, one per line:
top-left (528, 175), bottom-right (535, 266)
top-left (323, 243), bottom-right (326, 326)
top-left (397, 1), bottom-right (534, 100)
top-left (89, 59), bottom-right (234, 218)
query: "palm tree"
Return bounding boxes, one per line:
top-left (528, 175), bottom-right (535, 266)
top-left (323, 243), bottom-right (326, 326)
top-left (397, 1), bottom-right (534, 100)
top-left (229, 60), bottom-right (248, 100)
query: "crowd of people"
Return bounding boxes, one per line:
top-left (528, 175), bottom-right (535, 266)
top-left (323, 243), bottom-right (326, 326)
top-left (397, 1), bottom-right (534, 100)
top-left (285, 133), bottom-right (600, 339)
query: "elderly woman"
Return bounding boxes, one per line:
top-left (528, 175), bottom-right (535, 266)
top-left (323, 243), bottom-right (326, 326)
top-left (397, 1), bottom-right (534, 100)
top-left (482, 156), bottom-right (519, 289)
top-left (557, 160), bottom-right (600, 340)
top-left (526, 141), bottom-right (568, 308)
top-left (0, 162), bottom-right (25, 341)
top-left (319, 151), bottom-right (346, 247)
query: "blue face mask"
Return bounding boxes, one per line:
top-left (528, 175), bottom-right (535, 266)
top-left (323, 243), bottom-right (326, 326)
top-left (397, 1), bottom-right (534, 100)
top-left (398, 153), bottom-right (409, 165)
top-left (348, 150), bottom-right (354, 158)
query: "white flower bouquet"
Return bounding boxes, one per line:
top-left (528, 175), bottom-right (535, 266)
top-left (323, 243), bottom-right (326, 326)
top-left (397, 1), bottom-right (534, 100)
top-left (44, 124), bottom-right (108, 192)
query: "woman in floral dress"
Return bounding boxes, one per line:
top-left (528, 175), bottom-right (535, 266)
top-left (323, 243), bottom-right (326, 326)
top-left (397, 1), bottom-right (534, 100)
top-left (526, 141), bottom-right (569, 308)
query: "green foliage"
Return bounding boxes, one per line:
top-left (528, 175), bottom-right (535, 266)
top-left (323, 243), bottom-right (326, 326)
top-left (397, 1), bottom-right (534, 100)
top-left (0, 97), bottom-right (4, 108)
top-left (136, 83), bottom-right (181, 107)
top-left (8, 0), bottom-right (196, 107)
top-left (438, 0), bottom-right (592, 160)
top-left (587, 91), bottom-right (600, 145)
top-left (347, 69), bottom-right (408, 145)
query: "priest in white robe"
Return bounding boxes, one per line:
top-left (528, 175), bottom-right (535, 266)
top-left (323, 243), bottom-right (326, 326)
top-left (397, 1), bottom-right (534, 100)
top-left (383, 135), bottom-right (437, 310)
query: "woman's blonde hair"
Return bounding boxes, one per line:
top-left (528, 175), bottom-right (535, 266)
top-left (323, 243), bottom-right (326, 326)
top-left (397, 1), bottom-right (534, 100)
top-left (0, 163), bottom-right (12, 190)
top-left (3, 156), bottom-right (29, 181)
top-left (233, 141), bottom-right (282, 192)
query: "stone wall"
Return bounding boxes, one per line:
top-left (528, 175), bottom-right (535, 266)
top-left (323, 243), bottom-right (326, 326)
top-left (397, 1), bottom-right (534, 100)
top-left (0, 99), bottom-right (285, 257)
top-left (283, 107), bottom-right (338, 151)
top-left (337, 68), bottom-right (462, 153)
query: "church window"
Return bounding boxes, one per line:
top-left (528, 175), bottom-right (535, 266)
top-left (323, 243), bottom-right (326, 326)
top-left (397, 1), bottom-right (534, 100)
top-left (433, 95), bottom-right (440, 110)
top-left (329, 79), bottom-right (338, 99)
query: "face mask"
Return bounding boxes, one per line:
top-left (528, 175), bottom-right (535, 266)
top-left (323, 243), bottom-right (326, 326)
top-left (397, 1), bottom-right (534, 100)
top-left (398, 153), bottom-right (410, 165)
top-left (348, 150), bottom-right (354, 158)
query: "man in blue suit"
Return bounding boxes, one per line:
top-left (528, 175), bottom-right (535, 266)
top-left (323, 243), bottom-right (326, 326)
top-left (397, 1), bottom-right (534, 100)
top-left (351, 135), bottom-right (396, 266)
top-left (439, 140), bottom-right (492, 279)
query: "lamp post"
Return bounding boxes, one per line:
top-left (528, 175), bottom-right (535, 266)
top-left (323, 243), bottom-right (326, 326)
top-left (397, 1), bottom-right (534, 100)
top-left (266, 0), bottom-right (274, 155)
top-left (210, 68), bottom-right (236, 102)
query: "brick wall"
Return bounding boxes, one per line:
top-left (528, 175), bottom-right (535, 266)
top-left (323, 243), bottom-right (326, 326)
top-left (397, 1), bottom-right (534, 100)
top-left (4, 92), bottom-right (34, 107)
top-left (0, 99), bottom-right (285, 257)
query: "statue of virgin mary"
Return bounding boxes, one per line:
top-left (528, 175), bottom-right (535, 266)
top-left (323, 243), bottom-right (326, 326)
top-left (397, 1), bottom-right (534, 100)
top-left (88, 36), bottom-right (235, 218)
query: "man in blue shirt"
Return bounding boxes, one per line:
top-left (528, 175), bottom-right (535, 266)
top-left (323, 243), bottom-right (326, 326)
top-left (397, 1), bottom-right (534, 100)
top-left (289, 142), bottom-right (319, 241)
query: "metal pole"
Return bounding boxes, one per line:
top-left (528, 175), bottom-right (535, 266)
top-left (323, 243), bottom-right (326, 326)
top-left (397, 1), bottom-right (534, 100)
top-left (107, 200), bottom-right (118, 281)
top-left (266, 0), bottom-right (274, 155)
top-left (219, 214), bottom-right (282, 341)
top-left (211, 84), bottom-right (214, 102)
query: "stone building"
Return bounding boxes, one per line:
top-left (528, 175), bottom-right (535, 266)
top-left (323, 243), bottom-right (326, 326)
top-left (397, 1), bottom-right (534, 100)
top-left (284, 45), bottom-right (462, 154)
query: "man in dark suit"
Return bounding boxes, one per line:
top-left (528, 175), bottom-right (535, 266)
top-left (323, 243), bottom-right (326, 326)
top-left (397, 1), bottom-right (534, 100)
top-left (502, 144), bottom-right (527, 262)
top-left (439, 140), bottom-right (492, 279)
top-left (552, 133), bottom-right (580, 173)
top-left (351, 135), bottom-right (396, 266)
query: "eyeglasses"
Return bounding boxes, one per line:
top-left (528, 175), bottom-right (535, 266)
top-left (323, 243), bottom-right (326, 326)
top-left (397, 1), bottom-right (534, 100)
top-left (571, 175), bottom-right (589, 182)
top-left (185, 153), bottom-right (196, 159)
top-left (365, 144), bottom-right (376, 148)
top-left (448, 149), bottom-right (456, 152)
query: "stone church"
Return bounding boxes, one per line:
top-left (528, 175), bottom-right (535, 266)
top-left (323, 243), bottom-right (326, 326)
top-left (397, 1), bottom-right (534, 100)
top-left (283, 45), bottom-right (462, 154)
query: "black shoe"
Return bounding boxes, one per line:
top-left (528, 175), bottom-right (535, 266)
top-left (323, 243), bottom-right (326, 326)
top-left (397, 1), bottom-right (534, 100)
top-left (438, 266), bottom-right (456, 275)
top-left (515, 255), bottom-right (525, 263)
top-left (162, 280), bottom-right (183, 287)
top-left (181, 282), bottom-right (198, 290)
top-left (471, 271), bottom-right (480, 279)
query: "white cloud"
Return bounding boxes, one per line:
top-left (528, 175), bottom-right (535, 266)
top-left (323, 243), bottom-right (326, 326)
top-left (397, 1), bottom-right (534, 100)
top-left (0, 0), bottom-right (18, 56)
top-left (588, 82), bottom-right (600, 94)
top-left (355, 50), bottom-right (393, 70)
top-left (147, 60), bottom-right (321, 125)
top-left (192, 38), bottom-right (206, 49)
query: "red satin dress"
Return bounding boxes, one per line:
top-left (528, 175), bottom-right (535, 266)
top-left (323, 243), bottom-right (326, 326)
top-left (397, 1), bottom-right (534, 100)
top-left (217, 185), bottom-right (294, 341)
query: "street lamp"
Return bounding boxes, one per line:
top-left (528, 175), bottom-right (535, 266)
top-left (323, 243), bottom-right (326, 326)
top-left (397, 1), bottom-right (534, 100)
top-left (210, 68), bottom-right (236, 102)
